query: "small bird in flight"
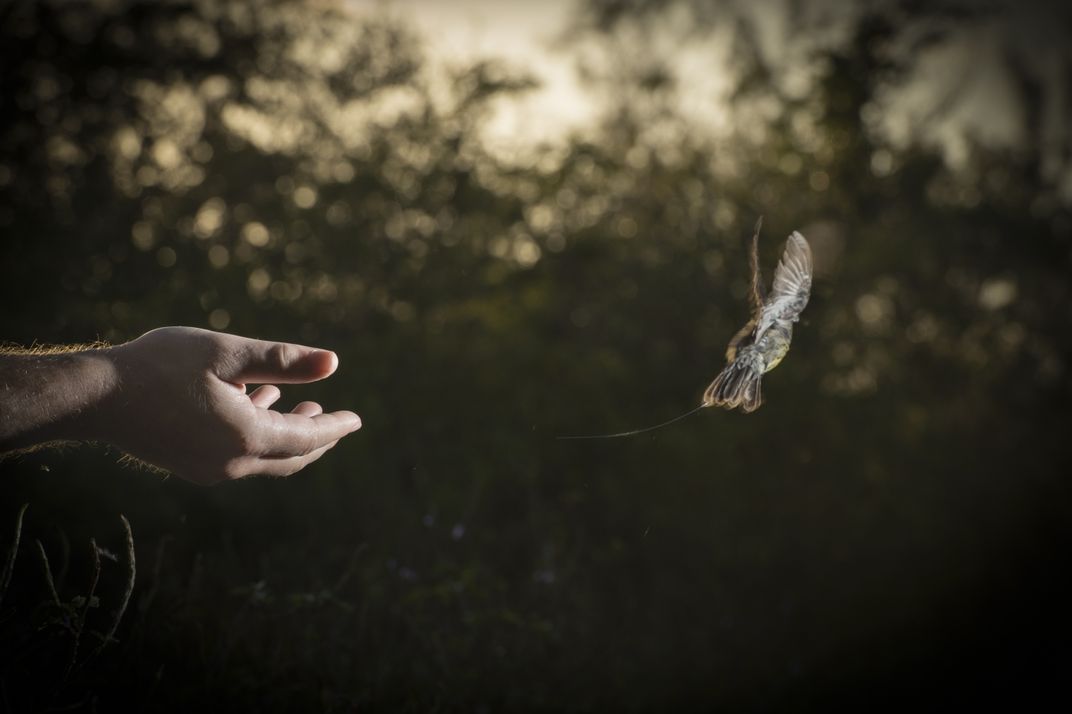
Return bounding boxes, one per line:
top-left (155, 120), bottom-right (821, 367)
top-left (704, 217), bottom-right (813, 412)
top-left (559, 218), bottom-right (813, 439)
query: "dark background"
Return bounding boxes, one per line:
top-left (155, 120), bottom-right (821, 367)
top-left (2, 0), bottom-right (1071, 710)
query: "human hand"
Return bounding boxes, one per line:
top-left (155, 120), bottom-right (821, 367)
top-left (99, 326), bottom-right (361, 485)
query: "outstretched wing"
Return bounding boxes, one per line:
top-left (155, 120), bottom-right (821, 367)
top-left (747, 216), bottom-right (766, 321)
top-left (725, 217), bottom-right (766, 362)
top-left (754, 231), bottom-right (812, 340)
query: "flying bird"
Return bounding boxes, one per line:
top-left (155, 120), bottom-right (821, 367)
top-left (703, 217), bottom-right (813, 412)
top-left (558, 218), bottom-right (812, 440)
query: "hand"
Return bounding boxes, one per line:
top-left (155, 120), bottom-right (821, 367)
top-left (100, 327), bottom-right (361, 485)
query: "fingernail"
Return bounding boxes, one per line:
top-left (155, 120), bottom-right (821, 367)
top-left (349, 414), bottom-right (362, 431)
top-left (312, 349), bottom-right (339, 373)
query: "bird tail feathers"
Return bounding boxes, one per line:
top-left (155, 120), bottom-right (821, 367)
top-left (703, 360), bottom-right (763, 413)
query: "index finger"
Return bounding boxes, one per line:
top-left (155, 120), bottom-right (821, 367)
top-left (253, 408), bottom-right (362, 457)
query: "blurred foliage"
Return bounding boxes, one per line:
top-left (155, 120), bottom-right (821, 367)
top-left (2, 0), bottom-right (1072, 710)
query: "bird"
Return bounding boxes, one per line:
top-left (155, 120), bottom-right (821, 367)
top-left (702, 217), bottom-right (813, 412)
top-left (557, 218), bottom-right (812, 440)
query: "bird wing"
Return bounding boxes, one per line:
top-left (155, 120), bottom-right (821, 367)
top-left (754, 231), bottom-right (812, 340)
top-left (725, 217), bottom-right (766, 362)
top-left (747, 216), bottom-right (766, 322)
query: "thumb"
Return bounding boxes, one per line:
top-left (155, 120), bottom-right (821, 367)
top-left (219, 338), bottom-right (339, 385)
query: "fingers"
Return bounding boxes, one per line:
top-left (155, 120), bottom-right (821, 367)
top-left (289, 400), bottom-right (323, 417)
top-left (221, 403), bottom-right (354, 479)
top-left (249, 384), bottom-right (282, 409)
top-left (229, 384), bottom-right (357, 481)
top-left (253, 408), bottom-right (361, 458)
top-left (218, 337), bottom-right (339, 385)
top-left (250, 439), bottom-right (341, 478)
top-left (249, 388), bottom-right (320, 416)
top-left (223, 437), bottom-right (340, 480)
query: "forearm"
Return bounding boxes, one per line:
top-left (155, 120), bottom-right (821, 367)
top-left (0, 347), bottom-right (119, 452)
